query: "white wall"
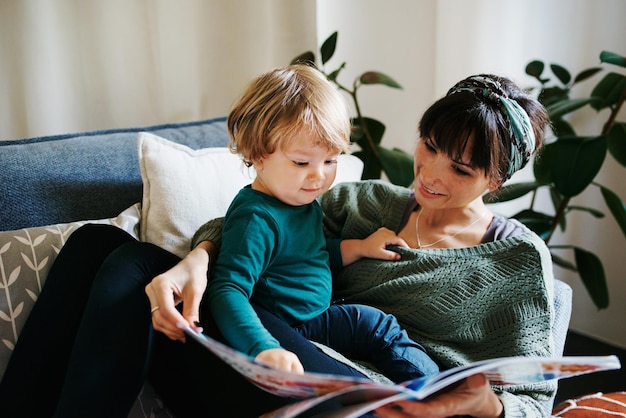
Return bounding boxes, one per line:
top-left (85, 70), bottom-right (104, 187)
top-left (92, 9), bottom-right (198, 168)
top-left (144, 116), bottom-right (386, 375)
top-left (317, 0), bottom-right (626, 348)
top-left (0, 0), bottom-right (318, 140)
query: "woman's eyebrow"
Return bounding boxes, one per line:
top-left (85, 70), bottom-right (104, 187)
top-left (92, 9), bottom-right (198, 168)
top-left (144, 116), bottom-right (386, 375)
top-left (451, 157), bottom-right (479, 171)
top-left (452, 158), bottom-right (472, 167)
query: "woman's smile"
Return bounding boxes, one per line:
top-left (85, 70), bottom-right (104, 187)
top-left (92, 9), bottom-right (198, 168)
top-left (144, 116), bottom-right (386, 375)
top-left (417, 179), bottom-right (445, 199)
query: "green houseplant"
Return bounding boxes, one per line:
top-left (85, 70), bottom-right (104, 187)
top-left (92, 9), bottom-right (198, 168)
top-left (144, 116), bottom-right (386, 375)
top-left (293, 34), bottom-right (626, 309)
top-left (485, 51), bottom-right (626, 309)
top-left (291, 32), bottom-right (414, 187)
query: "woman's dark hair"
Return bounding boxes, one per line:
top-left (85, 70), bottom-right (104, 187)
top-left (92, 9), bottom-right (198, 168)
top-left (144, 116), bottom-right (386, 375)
top-left (418, 74), bottom-right (549, 187)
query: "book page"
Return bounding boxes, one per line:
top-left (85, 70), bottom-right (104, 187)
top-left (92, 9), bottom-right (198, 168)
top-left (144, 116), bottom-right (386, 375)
top-left (400, 355), bottom-right (622, 400)
top-left (184, 327), bottom-right (390, 399)
top-left (184, 327), bottom-right (621, 418)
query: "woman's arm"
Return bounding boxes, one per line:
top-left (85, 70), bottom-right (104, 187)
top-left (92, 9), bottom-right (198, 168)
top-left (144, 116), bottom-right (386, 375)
top-left (376, 375), bottom-right (553, 418)
top-left (145, 216), bottom-right (225, 342)
top-left (191, 217), bottom-right (225, 250)
top-left (145, 240), bottom-right (216, 341)
top-left (375, 374), bottom-right (504, 418)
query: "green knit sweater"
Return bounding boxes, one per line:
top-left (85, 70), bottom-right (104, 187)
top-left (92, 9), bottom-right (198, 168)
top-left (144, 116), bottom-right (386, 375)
top-left (192, 180), bottom-right (557, 417)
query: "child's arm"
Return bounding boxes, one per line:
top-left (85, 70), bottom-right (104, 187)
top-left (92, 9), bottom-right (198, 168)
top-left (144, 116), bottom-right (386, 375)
top-left (339, 227), bottom-right (409, 266)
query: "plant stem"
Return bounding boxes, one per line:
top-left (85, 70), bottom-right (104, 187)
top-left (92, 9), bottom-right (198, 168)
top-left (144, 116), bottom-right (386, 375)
top-left (546, 196), bottom-right (570, 244)
top-left (601, 89), bottom-right (625, 135)
top-left (351, 86), bottom-right (381, 160)
top-left (332, 77), bottom-right (381, 160)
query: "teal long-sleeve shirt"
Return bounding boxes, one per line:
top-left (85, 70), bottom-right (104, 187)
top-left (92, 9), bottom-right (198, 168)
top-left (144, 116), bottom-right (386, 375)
top-left (196, 180), bottom-right (557, 416)
top-left (206, 186), bottom-right (342, 358)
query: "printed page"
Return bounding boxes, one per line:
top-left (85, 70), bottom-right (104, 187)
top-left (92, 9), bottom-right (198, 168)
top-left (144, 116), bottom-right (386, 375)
top-left (400, 354), bottom-right (622, 400)
top-left (185, 327), bottom-right (621, 417)
top-left (263, 355), bottom-right (621, 418)
top-left (184, 327), bottom-right (389, 398)
top-left (260, 386), bottom-right (410, 418)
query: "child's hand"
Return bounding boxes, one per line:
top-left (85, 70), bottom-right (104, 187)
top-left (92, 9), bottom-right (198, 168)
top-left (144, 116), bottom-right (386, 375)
top-left (341, 227), bottom-right (409, 265)
top-left (363, 227), bottom-right (410, 259)
top-left (255, 348), bottom-right (305, 374)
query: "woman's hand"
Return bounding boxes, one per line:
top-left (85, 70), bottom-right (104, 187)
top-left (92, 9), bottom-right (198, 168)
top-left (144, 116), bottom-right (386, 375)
top-left (255, 348), bottom-right (305, 375)
top-left (374, 374), bottom-right (504, 418)
top-left (145, 241), bottom-right (215, 342)
top-left (341, 227), bottom-right (409, 265)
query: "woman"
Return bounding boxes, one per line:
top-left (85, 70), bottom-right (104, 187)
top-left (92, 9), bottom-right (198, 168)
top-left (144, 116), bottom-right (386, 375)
top-left (0, 73), bottom-right (552, 418)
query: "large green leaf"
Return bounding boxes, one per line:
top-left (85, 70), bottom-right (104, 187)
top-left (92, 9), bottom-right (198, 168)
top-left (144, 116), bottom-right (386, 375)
top-left (598, 184), bottom-right (626, 239)
top-left (291, 51), bottom-right (315, 66)
top-left (600, 50), bottom-right (626, 68)
top-left (533, 146), bottom-right (553, 184)
top-left (525, 60), bottom-right (547, 82)
top-left (590, 72), bottom-right (626, 110)
top-left (483, 181), bottom-right (540, 203)
top-left (574, 246), bottom-right (609, 309)
top-left (512, 209), bottom-right (554, 239)
top-left (607, 122), bottom-right (626, 167)
top-left (320, 32), bottom-right (337, 65)
top-left (352, 150), bottom-right (382, 180)
top-left (566, 205), bottom-right (605, 218)
top-left (546, 97), bottom-right (595, 119)
top-left (551, 118), bottom-right (576, 137)
top-left (359, 71), bottom-right (402, 89)
top-left (550, 245), bottom-right (609, 309)
top-left (549, 251), bottom-right (577, 271)
top-left (352, 117), bottom-right (385, 149)
top-left (539, 86), bottom-right (569, 107)
top-left (551, 63), bottom-right (571, 85)
top-left (541, 136), bottom-right (607, 197)
top-left (377, 147), bottom-right (414, 187)
top-left (573, 67), bottom-right (603, 84)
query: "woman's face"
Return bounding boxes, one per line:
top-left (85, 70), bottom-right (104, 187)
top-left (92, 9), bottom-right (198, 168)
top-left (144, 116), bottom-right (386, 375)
top-left (413, 136), bottom-right (495, 210)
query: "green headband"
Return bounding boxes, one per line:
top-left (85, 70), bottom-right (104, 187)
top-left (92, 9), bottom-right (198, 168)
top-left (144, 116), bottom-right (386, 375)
top-left (447, 75), bottom-right (536, 179)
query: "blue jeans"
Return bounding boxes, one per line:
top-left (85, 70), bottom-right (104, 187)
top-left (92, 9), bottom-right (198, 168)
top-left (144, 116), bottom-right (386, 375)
top-left (297, 303), bottom-right (439, 382)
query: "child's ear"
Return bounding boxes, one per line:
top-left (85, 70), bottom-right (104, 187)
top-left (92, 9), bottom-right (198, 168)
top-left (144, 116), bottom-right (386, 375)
top-left (252, 158), bottom-right (264, 171)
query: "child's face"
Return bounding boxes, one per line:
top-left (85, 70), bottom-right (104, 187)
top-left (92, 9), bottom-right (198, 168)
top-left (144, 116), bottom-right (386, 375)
top-left (251, 133), bottom-right (340, 206)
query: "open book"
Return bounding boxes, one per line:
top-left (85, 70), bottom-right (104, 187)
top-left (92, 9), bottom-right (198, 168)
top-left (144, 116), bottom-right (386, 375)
top-left (184, 327), bottom-right (621, 418)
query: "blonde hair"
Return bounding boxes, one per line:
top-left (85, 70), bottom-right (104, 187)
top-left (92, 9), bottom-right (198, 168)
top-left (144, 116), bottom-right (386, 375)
top-left (227, 64), bottom-right (351, 164)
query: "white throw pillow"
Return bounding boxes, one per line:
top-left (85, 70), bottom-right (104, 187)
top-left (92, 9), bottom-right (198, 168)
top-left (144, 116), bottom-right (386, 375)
top-left (137, 132), bottom-right (364, 258)
top-left (138, 132), bottom-right (255, 258)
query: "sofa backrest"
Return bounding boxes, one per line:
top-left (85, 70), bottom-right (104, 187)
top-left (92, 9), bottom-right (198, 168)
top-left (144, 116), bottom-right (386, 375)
top-left (0, 117), bottom-right (229, 231)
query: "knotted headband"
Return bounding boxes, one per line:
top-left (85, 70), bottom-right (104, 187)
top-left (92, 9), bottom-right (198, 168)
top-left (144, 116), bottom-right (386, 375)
top-left (447, 75), bottom-right (536, 179)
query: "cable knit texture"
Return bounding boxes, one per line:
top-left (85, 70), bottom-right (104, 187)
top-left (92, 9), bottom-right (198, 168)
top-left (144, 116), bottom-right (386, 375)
top-left (193, 180), bottom-right (557, 417)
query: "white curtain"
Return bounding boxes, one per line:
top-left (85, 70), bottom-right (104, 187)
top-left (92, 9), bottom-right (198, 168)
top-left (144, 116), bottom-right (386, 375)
top-left (0, 0), bottom-right (317, 140)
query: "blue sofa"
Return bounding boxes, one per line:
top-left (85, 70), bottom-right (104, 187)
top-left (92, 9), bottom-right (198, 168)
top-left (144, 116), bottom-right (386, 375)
top-left (1, 117), bottom-right (231, 231)
top-left (0, 117), bottom-right (573, 417)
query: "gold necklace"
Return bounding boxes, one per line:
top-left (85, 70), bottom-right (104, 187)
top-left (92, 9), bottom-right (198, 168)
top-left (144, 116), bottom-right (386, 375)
top-left (415, 207), bottom-right (487, 249)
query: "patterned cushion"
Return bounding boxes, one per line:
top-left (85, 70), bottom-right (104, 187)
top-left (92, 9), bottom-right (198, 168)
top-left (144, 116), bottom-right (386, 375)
top-left (0, 204), bottom-right (140, 380)
top-left (552, 391), bottom-right (626, 417)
